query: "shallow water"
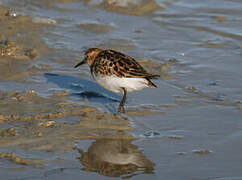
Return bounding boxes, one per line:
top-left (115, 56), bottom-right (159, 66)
top-left (0, 0), bottom-right (242, 179)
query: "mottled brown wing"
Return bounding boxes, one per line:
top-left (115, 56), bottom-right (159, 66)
top-left (92, 49), bottom-right (159, 79)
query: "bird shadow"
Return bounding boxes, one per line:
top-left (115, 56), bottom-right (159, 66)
top-left (44, 73), bottom-right (120, 112)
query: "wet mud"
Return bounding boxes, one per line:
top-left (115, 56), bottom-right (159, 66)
top-left (95, 0), bottom-right (163, 16)
top-left (0, 0), bottom-right (242, 179)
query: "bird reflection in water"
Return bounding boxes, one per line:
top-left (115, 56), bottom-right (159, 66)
top-left (78, 138), bottom-right (155, 178)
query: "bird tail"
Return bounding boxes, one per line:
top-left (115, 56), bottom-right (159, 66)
top-left (147, 79), bottom-right (158, 88)
top-left (148, 74), bottom-right (160, 79)
top-left (145, 74), bottom-right (159, 88)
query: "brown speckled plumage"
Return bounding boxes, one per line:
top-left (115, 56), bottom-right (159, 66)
top-left (89, 49), bottom-right (159, 87)
top-left (74, 48), bottom-right (159, 114)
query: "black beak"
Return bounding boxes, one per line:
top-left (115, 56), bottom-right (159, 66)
top-left (74, 57), bottom-right (87, 68)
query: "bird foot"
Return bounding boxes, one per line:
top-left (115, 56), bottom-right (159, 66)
top-left (117, 105), bottom-right (125, 114)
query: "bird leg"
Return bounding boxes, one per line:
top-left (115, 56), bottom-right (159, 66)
top-left (118, 87), bottom-right (127, 114)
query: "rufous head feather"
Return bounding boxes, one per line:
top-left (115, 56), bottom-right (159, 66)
top-left (74, 48), bottom-right (102, 68)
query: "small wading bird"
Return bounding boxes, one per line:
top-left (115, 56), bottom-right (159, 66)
top-left (74, 48), bottom-right (159, 114)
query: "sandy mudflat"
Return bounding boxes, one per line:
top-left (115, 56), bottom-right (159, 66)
top-left (1, 1), bottom-right (242, 179)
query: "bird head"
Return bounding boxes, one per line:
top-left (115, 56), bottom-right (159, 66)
top-left (74, 48), bottom-right (102, 68)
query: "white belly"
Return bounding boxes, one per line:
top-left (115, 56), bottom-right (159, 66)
top-left (93, 74), bottom-right (149, 94)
